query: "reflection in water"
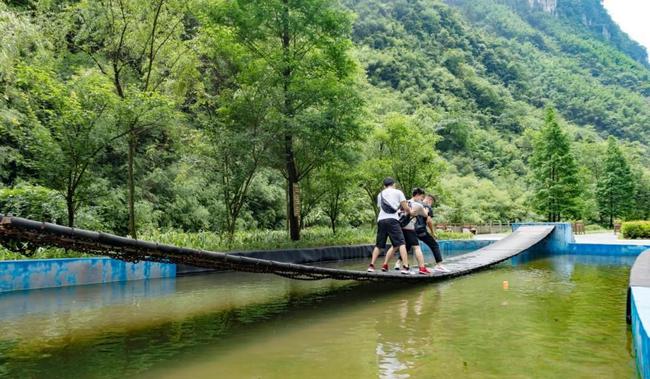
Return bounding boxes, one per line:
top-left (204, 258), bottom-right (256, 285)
top-left (0, 254), bottom-right (638, 379)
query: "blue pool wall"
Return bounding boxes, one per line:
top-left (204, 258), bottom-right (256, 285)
top-left (629, 249), bottom-right (650, 379)
top-left (631, 286), bottom-right (650, 379)
top-left (0, 257), bottom-right (176, 292)
top-left (512, 222), bottom-right (574, 253)
top-left (422, 239), bottom-right (493, 257)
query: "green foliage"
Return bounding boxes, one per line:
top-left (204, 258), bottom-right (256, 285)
top-left (437, 174), bottom-right (529, 224)
top-left (213, 0), bottom-right (363, 240)
top-left (596, 137), bottom-right (636, 227)
top-left (0, 184), bottom-right (66, 223)
top-left (621, 221), bottom-right (650, 240)
top-left (530, 108), bottom-right (582, 221)
top-left (1, 0), bottom-right (649, 251)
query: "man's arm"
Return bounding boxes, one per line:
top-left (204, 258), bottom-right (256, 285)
top-left (400, 200), bottom-right (411, 215)
top-left (427, 216), bottom-right (437, 238)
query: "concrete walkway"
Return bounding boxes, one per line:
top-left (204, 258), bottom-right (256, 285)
top-left (475, 231), bottom-right (650, 246)
top-left (475, 233), bottom-right (508, 240)
top-left (574, 232), bottom-right (650, 245)
top-left (474, 232), bottom-right (650, 245)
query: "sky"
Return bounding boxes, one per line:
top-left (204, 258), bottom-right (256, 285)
top-left (602, 0), bottom-right (650, 58)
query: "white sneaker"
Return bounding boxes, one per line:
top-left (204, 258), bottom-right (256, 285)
top-left (400, 267), bottom-right (415, 275)
top-left (394, 259), bottom-right (402, 270)
top-left (434, 265), bottom-right (451, 273)
top-left (367, 265), bottom-right (375, 272)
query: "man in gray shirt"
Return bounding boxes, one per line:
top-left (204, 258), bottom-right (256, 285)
top-left (367, 178), bottom-right (413, 274)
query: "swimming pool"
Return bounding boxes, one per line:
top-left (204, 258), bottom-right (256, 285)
top-left (0, 253), bottom-right (638, 378)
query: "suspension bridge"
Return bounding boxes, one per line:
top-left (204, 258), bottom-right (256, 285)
top-left (0, 215), bottom-right (554, 282)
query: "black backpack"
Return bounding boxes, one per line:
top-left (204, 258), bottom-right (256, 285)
top-left (399, 200), bottom-right (414, 227)
top-left (415, 204), bottom-right (432, 235)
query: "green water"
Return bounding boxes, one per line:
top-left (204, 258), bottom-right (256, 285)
top-left (0, 255), bottom-right (637, 378)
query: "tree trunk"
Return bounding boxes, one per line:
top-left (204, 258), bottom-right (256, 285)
top-left (285, 142), bottom-right (301, 241)
top-left (66, 191), bottom-right (75, 227)
top-left (282, 0), bottom-right (300, 241)
top-left (127, 130), bottom-right (137, 239)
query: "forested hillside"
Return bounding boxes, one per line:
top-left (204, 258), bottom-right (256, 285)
top-left (1, 0), bottom-right (648, 244)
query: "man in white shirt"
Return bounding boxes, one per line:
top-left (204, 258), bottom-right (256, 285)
top-left (367, 178), bottom-right (413, 274)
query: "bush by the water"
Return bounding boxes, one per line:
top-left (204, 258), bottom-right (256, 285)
top-left (0, 227), bottom-right (473, 260)
top-left (0, 185), bottom-right (66, 223)
top-left (621, 221), bottom-right (650, 239)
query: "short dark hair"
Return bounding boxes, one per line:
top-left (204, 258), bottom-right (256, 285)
top-left (383, 177), bottom-right (395, 187)
top-left (412, 187), bottom-right (425, 197)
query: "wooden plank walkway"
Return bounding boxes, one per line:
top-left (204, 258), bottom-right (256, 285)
top-left (0, 216), bottom-right (554, 282)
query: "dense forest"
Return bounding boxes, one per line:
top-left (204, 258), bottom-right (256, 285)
top-left (1, 0), bottom-right (648, 244)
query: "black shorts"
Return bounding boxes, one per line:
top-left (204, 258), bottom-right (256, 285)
top-left (403, 229), bottom-right (419, 250)
top-left (375, 218), bottom-right (405, 249)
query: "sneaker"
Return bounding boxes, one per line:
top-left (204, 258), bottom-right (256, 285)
top-left (434, 265), bottom-right (451, 273)
top-left (418, 266), bottom-right (433, 275)
top-left (381, 263), bottom-right (389, 272)
top-left (394, 259), bottom-right (402, 270)
top-left (367, 264), bottom-right (375, 273)
top-left (400, 266), bottom-right (415, 275)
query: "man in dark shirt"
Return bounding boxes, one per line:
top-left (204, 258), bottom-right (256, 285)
top-left (413, 194), bottom-right (449, 272)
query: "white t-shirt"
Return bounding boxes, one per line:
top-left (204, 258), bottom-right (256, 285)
top-left (376, 188), bottom-right (406, 221)
top-left (402, 200), bottom-right (428, 230)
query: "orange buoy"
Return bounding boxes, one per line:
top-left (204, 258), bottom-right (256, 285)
top-left (502, 280), bottom-right (509, 290)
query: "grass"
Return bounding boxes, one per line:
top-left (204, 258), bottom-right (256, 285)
top-left (0, 226), bottom-right (474, 260)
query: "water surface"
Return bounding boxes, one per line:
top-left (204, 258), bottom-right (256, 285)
top-left (0, 254), bottom-right (637, 378)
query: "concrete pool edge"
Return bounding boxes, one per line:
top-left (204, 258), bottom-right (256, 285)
top-left (629, 249), bottom-right (650, 379)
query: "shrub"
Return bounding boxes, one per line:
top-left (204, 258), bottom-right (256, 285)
top-left (0, 184), bottom-right (66, 223)
top-left (621, 221), bottom-right (650, 239)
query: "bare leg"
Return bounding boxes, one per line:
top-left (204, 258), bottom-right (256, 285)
top-left (370, 246), bottom-right (382, 266)
top-left (413, 246), bottom-right (426, 268)
top-left (398, 244), bottom-right (409, 268)
top-left (383, 246), bottom-right (395, 265)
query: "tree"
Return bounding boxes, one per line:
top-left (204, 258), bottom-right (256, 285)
top-left (15, 67), bottom-right (119, 227)
top-left (70, 0), bottom-right (195, 237)
top-left (596, 136), bottom-right (635, 227)
top-left (530, 107), bottom-right (582, 221)
top-left (217, 0), bottom-right (362, 240)
top-left (630, 173), bottom-right (650, 221)
top-left (320, 159), bottom-right (356, 234)
top-left (377, 113), bottom-right (445, 195)
top-left (192, 21), bottom-right (274, 240)
top-left (198, 87), bottom-right (271, 239)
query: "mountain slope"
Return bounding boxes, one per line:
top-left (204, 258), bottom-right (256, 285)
top-left (346, 0), bottom-right (649, 167)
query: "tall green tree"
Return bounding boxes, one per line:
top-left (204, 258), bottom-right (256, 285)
top-left (192, 21), bottom-right (274, 239)
top-left (596, 136), bottom-right (635, 227)
top-left (530, 107), bottom-right (582, 221)
top-left (70, 0), bottom-right (195, 237)
top-left (217, 0), bottom-right (362, 240)
top-left (15, 67), bottom-right (119, 227)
